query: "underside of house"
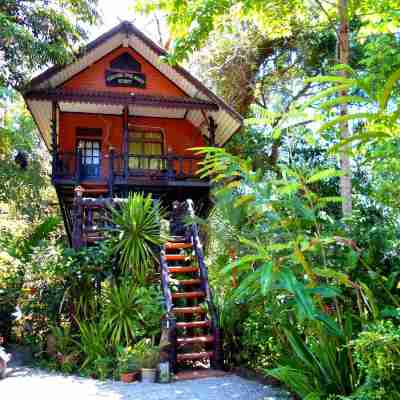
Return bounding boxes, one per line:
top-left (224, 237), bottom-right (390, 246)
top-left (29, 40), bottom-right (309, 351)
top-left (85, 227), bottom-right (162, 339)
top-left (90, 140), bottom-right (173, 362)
top-left (24, 21), bottom-right (242, 373)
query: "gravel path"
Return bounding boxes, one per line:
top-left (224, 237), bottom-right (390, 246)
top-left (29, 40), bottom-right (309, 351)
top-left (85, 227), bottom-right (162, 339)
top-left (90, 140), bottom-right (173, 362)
top-left (0, 366), bottom-right (290, 400)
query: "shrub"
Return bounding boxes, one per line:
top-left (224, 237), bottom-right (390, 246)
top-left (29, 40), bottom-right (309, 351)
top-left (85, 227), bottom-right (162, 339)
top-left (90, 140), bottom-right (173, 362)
top-left (109, 193), bottom-right (166, 283)
top-left (0, 251), bottom-right (24, 343)
top-left (102, 282), bottom-right (164, 346)
top-left (348, 320), bottom-right (400, 400)
top-left (241, 307), bottom-right (282, 370)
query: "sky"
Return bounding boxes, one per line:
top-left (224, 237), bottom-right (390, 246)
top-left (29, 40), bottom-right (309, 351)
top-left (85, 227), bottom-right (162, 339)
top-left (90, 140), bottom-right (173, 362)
top-left (91, 0), bottom-right (166, 44)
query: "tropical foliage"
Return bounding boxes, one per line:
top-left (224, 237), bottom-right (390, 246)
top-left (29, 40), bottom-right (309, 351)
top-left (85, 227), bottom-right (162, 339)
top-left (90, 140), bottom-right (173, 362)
top-left (1, 0), bottom-right (400, 396)
top-left (109, 193), bottom-right (166, 282)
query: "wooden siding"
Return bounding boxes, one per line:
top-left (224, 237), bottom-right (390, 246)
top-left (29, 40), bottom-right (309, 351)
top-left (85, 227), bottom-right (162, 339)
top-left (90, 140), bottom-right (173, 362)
top-left (58, 112), bottom-right (206, 179)
top-left (62, 46), bottom-right (186, 97)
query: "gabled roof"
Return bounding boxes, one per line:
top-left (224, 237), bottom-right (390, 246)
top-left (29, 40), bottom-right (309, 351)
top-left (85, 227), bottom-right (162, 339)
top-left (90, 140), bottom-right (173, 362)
top-left (24, 21), bottom-right (242, 148)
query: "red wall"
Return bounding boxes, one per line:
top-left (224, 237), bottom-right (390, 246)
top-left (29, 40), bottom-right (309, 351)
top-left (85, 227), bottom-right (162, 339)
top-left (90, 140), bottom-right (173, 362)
top-left (62, 46), bottom-right (186, 97)
top-left (58, 46), bottom-right (205, 180)
top-left (59, 113), bottom-right (205, 179)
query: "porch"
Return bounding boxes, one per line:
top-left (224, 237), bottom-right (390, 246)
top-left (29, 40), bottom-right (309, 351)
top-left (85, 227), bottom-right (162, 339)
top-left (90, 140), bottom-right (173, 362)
top-left (53, 150), bottom-right (208, 191)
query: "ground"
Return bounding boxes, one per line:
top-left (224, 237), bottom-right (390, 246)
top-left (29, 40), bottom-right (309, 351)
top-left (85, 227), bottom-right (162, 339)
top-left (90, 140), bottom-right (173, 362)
top-left (1, 364), bottom-right (290, 400)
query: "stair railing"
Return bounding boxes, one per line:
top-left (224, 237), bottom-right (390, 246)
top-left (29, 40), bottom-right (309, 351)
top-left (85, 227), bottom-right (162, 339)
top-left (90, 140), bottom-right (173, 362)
top-left (159, 208), bottom-right (177, 372)
top-left (185, 198), bottom-right (223, 368)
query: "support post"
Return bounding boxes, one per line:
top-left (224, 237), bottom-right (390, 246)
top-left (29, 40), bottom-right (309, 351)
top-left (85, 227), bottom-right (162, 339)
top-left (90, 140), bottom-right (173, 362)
top-left (208, 116), bottom-right (217, 147)
top-left (123, 106), bottom-right (129, 179)
top-left (51, 101), bottom-right (58, 178)
top-left (75, 147), bottom-right (82, 184)
top-left (72, 186), bottom-right (84, 249)
top-left (109, 147), bottom-right (115, 196)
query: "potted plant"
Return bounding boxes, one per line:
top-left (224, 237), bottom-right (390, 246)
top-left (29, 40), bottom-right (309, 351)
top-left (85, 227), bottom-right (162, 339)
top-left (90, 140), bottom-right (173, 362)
top-left (133, 339), bottom-right (160, 383)
top-left (140, 347), bottom-right (160, 383)
top-left (116, 346), bottom-right (139, 383)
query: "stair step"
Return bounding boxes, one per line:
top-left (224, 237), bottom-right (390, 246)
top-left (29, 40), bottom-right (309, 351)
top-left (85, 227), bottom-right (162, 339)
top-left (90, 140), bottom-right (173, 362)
top-left (168, 266), bottom-right (199, 274)
top-left (175, 279), bottom-right (202, 286)
top-left (177, 335), bottom-right (214, 345)
top-left (166, 242), bottom-right (193, 250)
top-left (169, 236), bottom-right (186, 242)
top-left (177, 351), bottom-right (214, 362)
top-left (176, 320), bottom-right (211, 329)
top-left (173, 306), bottom-right (206, 315)
top-left (172, 291), bottom-right (205, 299)
top-left (165, 254), bottom-right (191, 261)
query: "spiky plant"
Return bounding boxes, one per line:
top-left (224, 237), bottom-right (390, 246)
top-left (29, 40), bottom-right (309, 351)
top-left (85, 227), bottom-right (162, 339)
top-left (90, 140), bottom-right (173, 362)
top-left (110, 193), bottom-right (166, 283)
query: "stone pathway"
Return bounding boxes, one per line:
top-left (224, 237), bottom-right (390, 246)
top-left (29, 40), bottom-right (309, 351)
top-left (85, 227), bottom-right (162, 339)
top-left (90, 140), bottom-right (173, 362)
top-left (0, 366), bottom-right (291, 400)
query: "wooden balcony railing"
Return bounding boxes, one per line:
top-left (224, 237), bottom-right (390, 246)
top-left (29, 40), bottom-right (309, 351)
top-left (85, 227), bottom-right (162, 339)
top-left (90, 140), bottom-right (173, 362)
top-left (53, 151), bottom-right (205, 187)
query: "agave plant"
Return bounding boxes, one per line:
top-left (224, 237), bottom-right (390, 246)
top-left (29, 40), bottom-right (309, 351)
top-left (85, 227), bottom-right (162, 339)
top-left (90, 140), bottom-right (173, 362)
top-left (110, 193), bottom-right (166, 283)
top-left (102, 281), bottom-right (164, 346)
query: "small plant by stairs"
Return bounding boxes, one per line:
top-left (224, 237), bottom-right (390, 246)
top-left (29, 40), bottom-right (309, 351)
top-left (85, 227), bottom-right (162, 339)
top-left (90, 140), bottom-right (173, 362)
top-left (160, 199), bottom-right (222, 372)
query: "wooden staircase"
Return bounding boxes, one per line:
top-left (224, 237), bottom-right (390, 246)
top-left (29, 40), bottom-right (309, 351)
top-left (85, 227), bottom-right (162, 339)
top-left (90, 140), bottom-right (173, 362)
top-left (160, 200), bottom-right (222, 372)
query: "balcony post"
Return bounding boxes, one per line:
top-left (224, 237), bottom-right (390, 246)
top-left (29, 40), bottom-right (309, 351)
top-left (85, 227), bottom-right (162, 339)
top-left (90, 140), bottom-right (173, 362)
top-left (166, 153), bottom-right (175, 180)
top-left (123, 105), bottom-right (129, 179)
top-left (51, 101), bottom-right (58, 178)
top-left (109, 147), bottom-right (115, 196)
top-left (208, 116), bottom-right (217, 147)
top-left (75, 147), bottom-right (82, 184)
top-left (72, 186), bottom-right (84, 249)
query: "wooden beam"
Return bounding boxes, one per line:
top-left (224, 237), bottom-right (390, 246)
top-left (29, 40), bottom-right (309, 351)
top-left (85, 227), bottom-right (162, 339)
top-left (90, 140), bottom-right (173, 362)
top-left (123, 105), bottom-right (129, 178)
top-left (51, 101), bottom-right (58, 173)
top-left (208, 116), bottom-right (217, 147)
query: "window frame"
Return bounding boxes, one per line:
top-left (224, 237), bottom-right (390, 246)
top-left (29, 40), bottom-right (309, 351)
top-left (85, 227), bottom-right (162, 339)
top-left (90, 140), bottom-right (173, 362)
top-left (127, 126), bottom-right (165, 156)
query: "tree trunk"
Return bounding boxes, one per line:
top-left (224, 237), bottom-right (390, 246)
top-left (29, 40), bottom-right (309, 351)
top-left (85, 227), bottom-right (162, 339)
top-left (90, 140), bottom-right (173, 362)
top-left (338, 0), bottom-right (352, 217)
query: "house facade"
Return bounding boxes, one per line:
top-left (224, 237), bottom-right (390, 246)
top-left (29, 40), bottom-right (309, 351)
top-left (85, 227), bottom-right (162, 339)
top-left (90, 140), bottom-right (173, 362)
top-left (24, 21), bottom-right (242, 245)
top-left (24, 21), bottom-right (242, 370)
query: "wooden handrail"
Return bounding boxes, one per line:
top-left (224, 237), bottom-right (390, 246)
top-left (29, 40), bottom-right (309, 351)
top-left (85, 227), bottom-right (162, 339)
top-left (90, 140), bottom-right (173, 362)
top-left (185, 198), bottom-right (222, 368)
top-left (53, 151), bottom-right (205, 182)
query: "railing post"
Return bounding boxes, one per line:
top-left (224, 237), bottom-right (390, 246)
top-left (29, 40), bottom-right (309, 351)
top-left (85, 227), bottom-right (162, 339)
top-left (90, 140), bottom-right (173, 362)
top-left (178, 157), bottom-right (184, 178)
top-left (72, 186), bottom-right (84, 249)
top-left (124, 153), bottom-right (128, 180)
top-left (166, 154), bottom-right (175, 180)
top-left (123, 106), bottom-right (129, 181)
top-left (109, 148), bottom-right (115, 196)
top-left (75, 148), bottom-right (82, 184)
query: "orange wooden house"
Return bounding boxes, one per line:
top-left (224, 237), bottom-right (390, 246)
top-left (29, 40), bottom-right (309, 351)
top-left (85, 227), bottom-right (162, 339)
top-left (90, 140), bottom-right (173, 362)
top-left (24, 21), bottom-right (242, 370)
top-left (24, 21), bottom-right (242, 245)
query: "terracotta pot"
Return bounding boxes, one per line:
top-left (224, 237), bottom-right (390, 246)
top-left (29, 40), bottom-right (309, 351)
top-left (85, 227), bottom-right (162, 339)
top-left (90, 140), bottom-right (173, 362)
top-left (120, 371), bottom-right (139, 383)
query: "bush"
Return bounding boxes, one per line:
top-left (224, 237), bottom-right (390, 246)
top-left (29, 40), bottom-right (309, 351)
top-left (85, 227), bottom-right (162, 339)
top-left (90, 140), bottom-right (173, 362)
top-left (241, 307), bottom-right (282, 370)
top-left (102, 282), bottom-right (164, 346)
top-left (348, 320), bottom-right (400, 400)
top-left (0, 251), bottom-right (24, 343)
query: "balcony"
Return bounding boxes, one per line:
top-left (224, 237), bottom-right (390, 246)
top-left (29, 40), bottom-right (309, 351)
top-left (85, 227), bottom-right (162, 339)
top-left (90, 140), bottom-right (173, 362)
top-left (52, 150), bottom-right (208, 190)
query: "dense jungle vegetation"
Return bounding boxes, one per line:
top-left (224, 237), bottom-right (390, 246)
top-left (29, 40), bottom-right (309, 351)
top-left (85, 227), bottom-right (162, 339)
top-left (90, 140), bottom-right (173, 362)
top-left (1, 1), bottom-right (400, 398)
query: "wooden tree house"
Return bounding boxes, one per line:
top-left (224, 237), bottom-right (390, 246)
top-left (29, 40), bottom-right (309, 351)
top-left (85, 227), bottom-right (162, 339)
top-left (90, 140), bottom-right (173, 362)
top-left (23, 21), bottom-right (242, 371)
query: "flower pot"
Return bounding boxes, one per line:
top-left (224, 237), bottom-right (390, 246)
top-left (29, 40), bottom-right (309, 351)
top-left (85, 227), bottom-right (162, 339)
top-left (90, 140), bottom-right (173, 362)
top-left (120, 371), bottom-right (139, 383)
top-left (141, 368), bottom-right (156, 383)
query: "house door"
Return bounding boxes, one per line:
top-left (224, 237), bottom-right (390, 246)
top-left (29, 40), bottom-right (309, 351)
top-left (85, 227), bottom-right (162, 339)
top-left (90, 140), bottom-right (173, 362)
top-left (78, 139), bottom-right (101, 179)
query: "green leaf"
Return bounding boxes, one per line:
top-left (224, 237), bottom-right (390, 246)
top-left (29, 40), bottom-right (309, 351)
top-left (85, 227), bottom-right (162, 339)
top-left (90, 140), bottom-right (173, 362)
top-left (314, 313), bottom-right (344, 338)
top-left (380, 67), bottom-right (400, 109)
top-left (318, 112), bottom-right (373, 132)
top-left (306, 169), bottom-right (342, 183)
top-left (234, 194), bottom-right (256, 207)
top-left (260, 262), bottom-right (275, 295)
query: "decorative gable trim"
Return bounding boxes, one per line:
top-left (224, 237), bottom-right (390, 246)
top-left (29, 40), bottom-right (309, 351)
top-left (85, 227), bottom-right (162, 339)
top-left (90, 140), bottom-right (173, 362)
top-left (24, 21), bottom-right (243, 146)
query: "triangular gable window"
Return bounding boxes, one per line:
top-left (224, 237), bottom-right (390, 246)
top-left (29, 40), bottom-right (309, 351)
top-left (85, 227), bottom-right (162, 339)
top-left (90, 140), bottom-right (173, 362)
top-left (110, 52), bottom-right (141, 71)
top-left (105, 52), bottom-right (146, 88)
